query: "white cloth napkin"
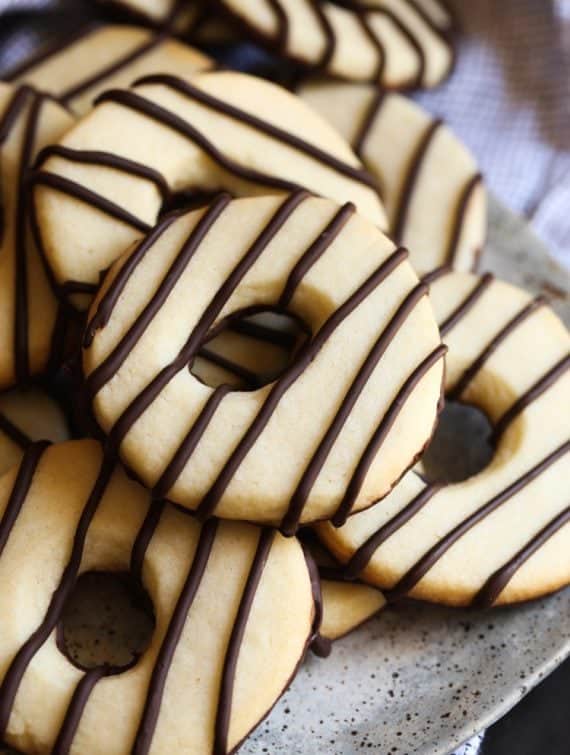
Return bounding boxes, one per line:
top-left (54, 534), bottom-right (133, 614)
top-left (415, 0), bottom-right (570, 269)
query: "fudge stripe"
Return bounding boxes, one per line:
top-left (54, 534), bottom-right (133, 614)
top-left (439, 272), bottom-right (493, 337)
top-left (130, 499), bottom-right (166, 584)
top-left (0, 411), bottom-right (32, 450)
top-left (52, 666), bottom-right (109, 755)
top-left (443, 173), bottom-right (483, 267)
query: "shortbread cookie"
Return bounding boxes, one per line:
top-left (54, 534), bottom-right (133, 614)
top-left (0, 440), bottom-right (316, 754)
top-left (4, 25), bottom-right (212, 116)
top-left (32, 71), bottom-right (387, 310)
top-left (217, 0), bottom-right (455, 88)
top-left (317, 270), bottom-right (570, 607)
top-left (0, 388), bottom-right (69, 476)
top-left (0, 83), bottom-right (75, 389)
top-left (300, 81), bottom-right (486, 272)
top-left (96, 0), bottom-right (196, 29)
top-left (82, 194), bottom-right (444, 530)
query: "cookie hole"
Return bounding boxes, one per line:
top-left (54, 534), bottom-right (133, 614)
top-left (58, 572), bottom-right (155, 672)
top-left (191, 308), bottom-right (309, 391)
top-left (419, 401), bottom-right (494, 484)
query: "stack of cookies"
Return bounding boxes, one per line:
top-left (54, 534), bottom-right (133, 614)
top-left (0, 1), bottom-right (568, 753)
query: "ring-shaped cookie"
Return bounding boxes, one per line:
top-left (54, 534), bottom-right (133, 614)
top-left (0, 440), bottom-right (316, 754)
top-left (0, 83), bottom-right (74, 389)
top-left (317, 270), bottom-right (570, 607)
top-left (82, 194), bottom-right (444, 531)
top-left (32, 71), bottom-right (387, 310)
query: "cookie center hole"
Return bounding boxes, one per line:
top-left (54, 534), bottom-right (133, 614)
top-left (58, 572), bottom-right (155, 672)
top-left (420, 401), bottom-right (495, 484)
top-left (191, 308), bottom-right (309, 391)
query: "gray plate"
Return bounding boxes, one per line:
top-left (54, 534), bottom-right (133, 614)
top-left (240, 196), bottom-right (570, 755)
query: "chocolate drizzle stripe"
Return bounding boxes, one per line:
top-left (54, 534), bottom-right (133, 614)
top-left (0, 411), bottom-right (33, 450)
top-left (196, 349), bottom-right (260, 389)
top-left (0, 456), bottom-right (114, 736)
top-left (384, 440), bottom-right (570, 602)
top-left (94, 89), bottom-right (304, 195)
top-left (474, 505), bottom-right (570, 609)
top-left (226, 319), bottom-right (297, 350)
top-left (51, 666), bottom-right (108, 755)
top-left (84, 194), bottom-right (232, 397)
top-left (214, 529), bottom-right (275, 753)
top-left (131, 74), bottom-right (380, 193)
top-left (492, 354), bottom-right (570, 441)
top-left (282, 269), bottom-right (424, 536)
top-left (421, 265), bottom-right (451, 287)
top-left (130, 499), bottom-right (166, 584)
top-left (443, 173), bottom-right (483, 267)
top-left (403, 0), bottom-right (454, 44)
top-left (0, 442), bottom-right (48, 559)
top-left (366, 7), bottom-right (426, 87)
top-left (352, 90), bottom-right (386, 159)
top-left (131, 519), bottom-right (218, 755)
top-left (35, 145), bottom-right (171, 202)
top-left (448, 296), bottom-right (546, 400)
top-left (266, 0), bottom-right (289, 50)
top-left (31, 171), bottom-right (151, 233)
top-left (332, 344), bottom-right (447, 527)
top-left (353, 12), bottom-right (386, 83)
top-left (196, 248), bottom-right (413, 523)
top-left (344, 481), bottom-right (441, 579)
top-left (391, 118), bottom-right (442, 244)
top-left (105, 192), bottom-right (308, 450)
top-left (84, 212), bottom-right (181, 348)
top-left (60, 34), bottom-right (165, 103)
top-left (305, 0), bottom-right (336, 70)
top-left (439, 273), bottom-right (494, 337)
top-left (279, 202), bottom-right (356, 307)
top-left (302, 544), bottom-right (330, 658)
top-left (153, 385), bottom-right (232, 500)
top-left (0, 86), bottom-right (32, 143)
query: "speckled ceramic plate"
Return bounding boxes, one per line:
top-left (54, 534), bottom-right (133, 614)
top-left (238, 196), bottom-right (570, 755)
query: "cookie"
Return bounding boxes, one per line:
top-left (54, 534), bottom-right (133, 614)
top-left (0, 83), bottom-right (75, 389)
top-left (0, 388), bottom-right (69, 476)
top-left (82, 193), bottom-right (444, 530)
top-left (32, 71), bottom-right (387, 310)
top-left (0, 439), bottom-right (317, 754)
top-left (96, 0), bottom-right (197, 30)
top-left (4, 25), bottom-right (212, 116)
top-left (217, 0), bottom-right (455, 89)
top-left (300, 80), bottom-right (486, 273)
top-left (317, 271), bottom-right (570, 607)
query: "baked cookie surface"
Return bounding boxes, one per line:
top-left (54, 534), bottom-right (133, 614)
top-left (0, 439), bottom-right (316, 754)
top-left (300, 80), bottom-right (486, 273)
top-left (83, 194), bottom-right (444, 530)
top-left (217, 0), bottom-right (455, 88)
top-left (0, 83), bottom-right (75, 389)
top-left (317, 271), bottom-right (570, 607)
top-left (5, 25), bottom-right (212, 116)
top-left (33, 71), bottom-right (387, 310)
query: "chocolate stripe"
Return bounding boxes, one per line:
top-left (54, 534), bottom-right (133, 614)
top-left (197, 249), bottom-right (414, 522)
top-left (153, 385), bottom-right (232, 500)
top-left (105, 192), bottom-right (308, 450)
top-left (196, 348), bottom-right (260, 389)
top-left (282, 268), bottom-right (424, 535)
top-left (51, 666), bottom-right (108, 755)
top-left (226, 318), bottom-right (297, 350)
top-left (384, 441), bottom-right (570, 602)
top-left (267, 0), bottom-right (290, 50)
top-left (0, 411), bottom-right (32, 450)
top-left (84, 213), bottom-right (180, 347)
top-left (332, 344), bottom-right (447, 527)
top-left (0, 456), bottom-right (114, 736)
top-left (439, 272), bottom-right (493, 337)
top-left (214, 529), bottom-right (275, 754)
top-left (132, 74), bottom-right (380, 193)
top-left (367, 7), bottom-right (426, 87)
top-left (84, 194), bottom-right (231, 397)
top-left (474, 505), bottom-right (570, 608)
top-left (449, 295), bottom-right (546, 400)
top-left (0, 442), bottom-right (48, 559)
top-left (344, 480), bottom-right (441, 579)
top-left (60, 34), bottom-right (165, 103)
top-left (421, 265), bottom-right (451, 286)
top-left (31, 171), bottom-right (151, 233)
top-left (279, 202), bottom-right (356, 307)
top-left (131, 519), bottom-right (218, 755)
top-left (35, 145), bottom-right (171, 202)
top-left (443, 173), bottom-right (483, 268)
top-left (492, 354), bottom-right (570, 441)
top-left (130, 499), bottom-right (166, 584)
top-left (94, 89), bottom-right (310, 195)
top-left (352, 90), bottom-right (386, 158)
top-left (353, 12), bottom-right (386, 83)
top-left (392, 119), bottom-right (442, 244)
top-left (0, 86), bottom-right (31, 143)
